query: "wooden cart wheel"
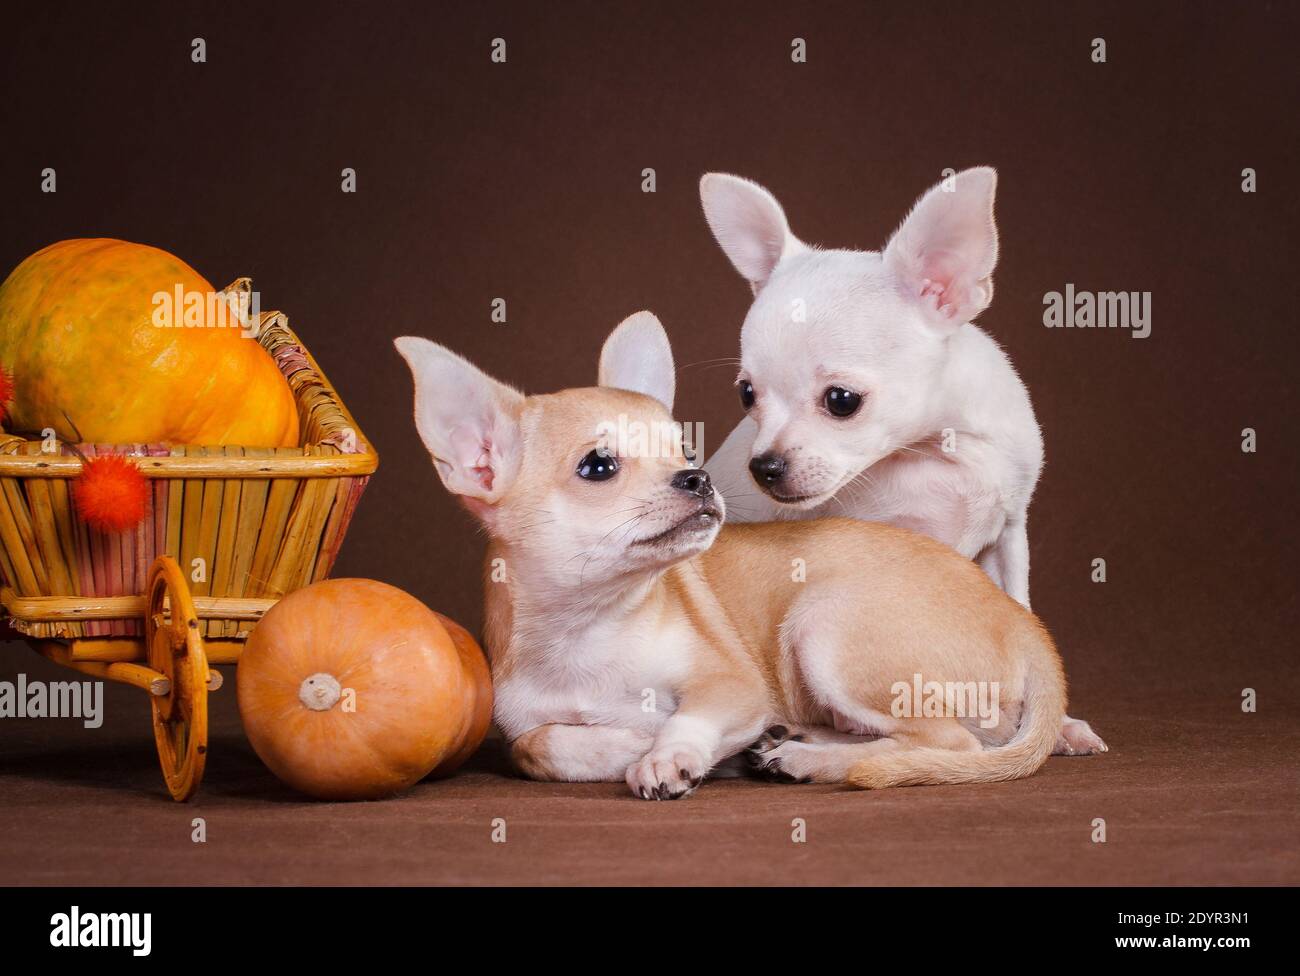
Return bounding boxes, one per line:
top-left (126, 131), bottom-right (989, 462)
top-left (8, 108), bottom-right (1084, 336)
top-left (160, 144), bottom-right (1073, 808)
top-left (145, 555), bottom-right (209, 801)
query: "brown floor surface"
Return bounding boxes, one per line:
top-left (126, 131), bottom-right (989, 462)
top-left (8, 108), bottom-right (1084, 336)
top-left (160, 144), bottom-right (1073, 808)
top-left (1, 653), bottom-right (1296, 886)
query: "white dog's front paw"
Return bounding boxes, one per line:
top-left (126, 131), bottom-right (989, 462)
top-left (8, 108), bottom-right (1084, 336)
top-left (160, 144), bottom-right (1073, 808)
top-left (626, 745), bottom-right (709, 800)
top-left (1054, 717), bottom-right (1108, 756)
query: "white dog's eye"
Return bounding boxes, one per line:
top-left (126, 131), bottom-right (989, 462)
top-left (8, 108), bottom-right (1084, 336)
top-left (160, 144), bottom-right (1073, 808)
top-left (738, 380), bottom-right (755, 410)
top-left (824, 387), bottom-right (863, 418)
top-left (577, 449), bottom-right (619, 481)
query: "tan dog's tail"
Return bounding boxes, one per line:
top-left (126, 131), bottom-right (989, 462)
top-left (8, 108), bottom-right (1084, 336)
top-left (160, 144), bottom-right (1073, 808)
top-left (847, 642), bottom-right (1065, 790)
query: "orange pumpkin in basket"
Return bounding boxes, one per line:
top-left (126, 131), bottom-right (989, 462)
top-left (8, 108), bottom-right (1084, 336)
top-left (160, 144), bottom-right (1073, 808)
top-left (237, 579), bottom-right (492, 800)
top-left (0, 238), bottom-right (299, 446)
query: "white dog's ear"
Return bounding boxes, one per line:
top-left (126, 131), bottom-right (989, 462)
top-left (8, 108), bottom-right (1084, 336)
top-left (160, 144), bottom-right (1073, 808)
top-left (700, 173), bottom-right (807, 293)
top-left (394, 336), bottom-right (525, 507)
top-left (884, 167), bottom-right (999, 328)
top-left (598, 311), bottom-right (675, 413)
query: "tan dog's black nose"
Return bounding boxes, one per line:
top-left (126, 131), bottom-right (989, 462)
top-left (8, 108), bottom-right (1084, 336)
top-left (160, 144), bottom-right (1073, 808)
top-left (749, 453), bottom-right (786, 486)
top-left (672, 468), bottom-right (713, 498)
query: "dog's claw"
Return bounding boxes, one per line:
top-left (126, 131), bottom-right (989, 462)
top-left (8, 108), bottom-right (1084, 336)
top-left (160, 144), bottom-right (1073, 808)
top-left (746, 752), bottom-right (808, 784)
top-left (1053, 719), bottom-right (1108, 756)
top-left (627, 746), bottom-right (709, 800)
top-left (743, 725), bottom-right (812, 783)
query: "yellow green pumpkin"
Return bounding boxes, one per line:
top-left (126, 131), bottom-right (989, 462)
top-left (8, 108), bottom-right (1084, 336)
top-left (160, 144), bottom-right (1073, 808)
top-left (0, 238), bottom-right (299, 446)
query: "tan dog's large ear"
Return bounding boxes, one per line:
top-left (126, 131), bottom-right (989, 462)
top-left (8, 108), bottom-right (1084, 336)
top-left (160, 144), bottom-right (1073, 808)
top-left (394, 336), bottom-right (524, 506)
top-left (597, 311), bottom-right (675, 413)
top-left (699, 173), bottom-right (808, 293)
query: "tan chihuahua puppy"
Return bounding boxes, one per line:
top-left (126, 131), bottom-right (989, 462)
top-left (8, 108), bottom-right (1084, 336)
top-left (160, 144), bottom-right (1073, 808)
top-left (396, 313), bottom-right (1067, 799)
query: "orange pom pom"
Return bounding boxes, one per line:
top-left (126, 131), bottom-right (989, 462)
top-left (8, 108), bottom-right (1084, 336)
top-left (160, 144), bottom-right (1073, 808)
top-left (0, 365), bottom-right (13, 425)
top-left (73, 455), bottom-right (149, 533)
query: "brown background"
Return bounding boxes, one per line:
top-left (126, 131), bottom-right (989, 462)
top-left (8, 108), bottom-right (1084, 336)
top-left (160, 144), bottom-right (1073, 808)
top-left (1, 1), bottom-right (1296, 886)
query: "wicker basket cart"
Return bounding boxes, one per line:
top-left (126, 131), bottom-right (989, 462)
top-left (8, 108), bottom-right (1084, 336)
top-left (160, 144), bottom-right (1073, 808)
top-left (0, 283), bottom-right (377, 800)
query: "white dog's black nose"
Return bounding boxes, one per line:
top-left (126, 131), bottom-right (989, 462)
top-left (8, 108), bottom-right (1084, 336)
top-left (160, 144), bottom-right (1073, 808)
top-left (672, 469), bottom-right (713, 498)
top-left (749, 453), bottom-right (786, 486)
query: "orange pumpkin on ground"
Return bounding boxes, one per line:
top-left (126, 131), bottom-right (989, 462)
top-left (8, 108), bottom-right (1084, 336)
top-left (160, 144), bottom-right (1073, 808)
top-left (237, 579), bottom-right (492, 800)
top-left (0, 238), bottom-right (299, 446)
top-left (431, 611), bottom-right (494, 777)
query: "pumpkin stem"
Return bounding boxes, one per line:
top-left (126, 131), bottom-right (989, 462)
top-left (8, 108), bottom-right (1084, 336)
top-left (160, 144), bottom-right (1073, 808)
top-left (58, 411), bottom-right (91, 463)
top-left (299, 672), bottom-right (342, 711)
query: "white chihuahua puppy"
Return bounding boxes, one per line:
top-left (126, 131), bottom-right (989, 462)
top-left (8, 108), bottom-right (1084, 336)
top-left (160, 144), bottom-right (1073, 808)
top-left (699, 169), bottom-right (1105, 756)
top-left (397, 313), bottom-right (1070, 799)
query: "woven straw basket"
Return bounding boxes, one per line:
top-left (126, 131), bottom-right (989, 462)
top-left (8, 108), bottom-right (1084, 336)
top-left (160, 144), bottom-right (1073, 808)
top-left (0, 281), bottom-right (378, 652)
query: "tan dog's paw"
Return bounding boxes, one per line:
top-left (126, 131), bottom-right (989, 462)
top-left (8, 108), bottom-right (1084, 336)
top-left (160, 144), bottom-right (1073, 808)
top-left (1053, 717), bottom-right (1108, 756)
top-left (744, 725), bottom-right (812, 783)
top-left (626, 746), bottom-right (708, 800)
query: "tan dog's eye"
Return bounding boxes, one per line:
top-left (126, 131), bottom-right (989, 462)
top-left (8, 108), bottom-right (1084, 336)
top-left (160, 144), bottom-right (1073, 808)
top-left (577, 449), bottom-right (619, 481)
